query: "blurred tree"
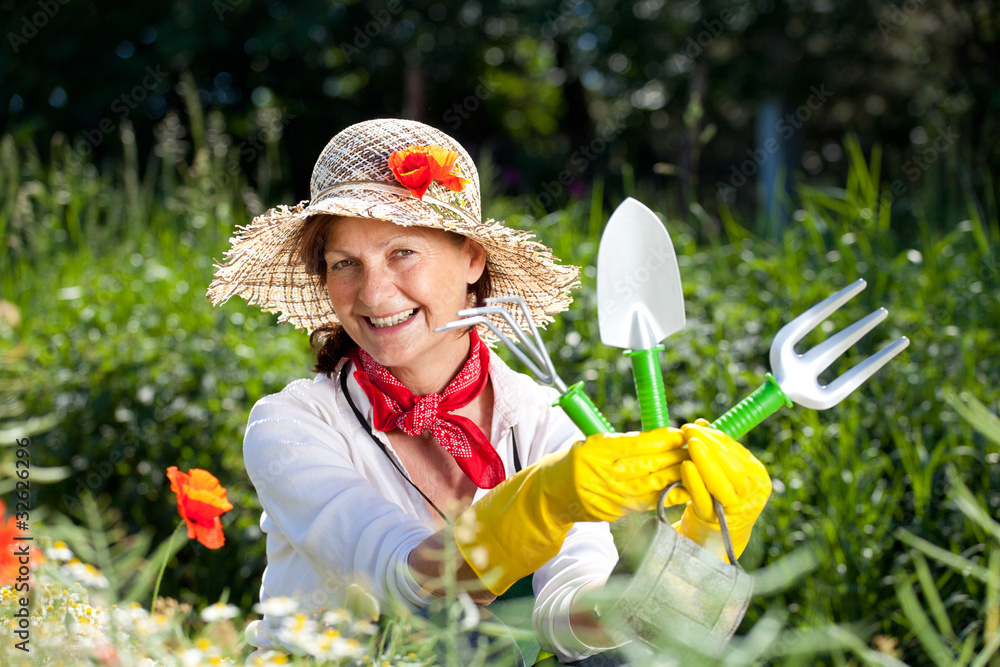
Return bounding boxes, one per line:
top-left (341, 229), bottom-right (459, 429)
top-left (1, 0), bottom-right (996, 228)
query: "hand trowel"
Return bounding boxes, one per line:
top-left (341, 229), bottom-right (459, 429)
top-left (596, 197), bottom-right (686, 430)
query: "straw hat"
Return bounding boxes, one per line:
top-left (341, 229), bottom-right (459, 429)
top-left (207, 118), bottom-right (580, 341)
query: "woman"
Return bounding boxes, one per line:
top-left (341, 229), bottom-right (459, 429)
top-left (207, 118), bottom-right (771, 665)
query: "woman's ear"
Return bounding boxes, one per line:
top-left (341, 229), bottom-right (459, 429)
top-left (464, 239), bottom-right (487, 285)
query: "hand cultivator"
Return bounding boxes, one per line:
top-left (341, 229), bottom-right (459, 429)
top-left (435, 295), bottom-right (616, 435)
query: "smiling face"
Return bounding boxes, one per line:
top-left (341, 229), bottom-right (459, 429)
top-left (324, 216), bottom-right (487, 389)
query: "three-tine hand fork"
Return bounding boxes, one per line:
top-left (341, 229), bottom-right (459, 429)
top-left (710, 278), bottom-right (910, 439)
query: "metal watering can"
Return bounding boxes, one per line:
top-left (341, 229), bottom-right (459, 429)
top-left (596, 483), bottom-right (753, 655)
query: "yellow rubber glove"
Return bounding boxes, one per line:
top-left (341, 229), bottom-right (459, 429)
top-left (667, 420), bottom-right (771, 563)
top-left (455, 427), bottom-right (689, 595)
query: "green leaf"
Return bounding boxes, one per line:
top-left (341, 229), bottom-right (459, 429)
top-left (957, 630), bottom-right (979, 666)
top-left (0, 460), bottom-right (70, 483)
top-left (894, 577), bottom-right (955, 667)
top-left (972, 628), bottom-right (1000, 667)
top-left (125, 522), bottom-right (190, 605)
top-left (911, 551), bottom-right (954, 638)
top-left (944, 389), bottom-right (1000, 448)
top-left (750, 546), bottom-right (820, 596)
top-left (945, 466), bottom-right (1000, 543)
top-left (0, 414), bottom-right (59, 443)
top-left (896, 528), bottom-right (992, 582)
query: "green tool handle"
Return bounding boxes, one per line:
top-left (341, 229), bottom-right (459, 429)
top-left (710, 373), bottom-right (793, 440)
top-left (554, 382), bottom-right (616, 436)
top-left (625, 345), bottom-right (669, 430)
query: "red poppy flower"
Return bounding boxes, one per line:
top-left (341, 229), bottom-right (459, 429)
top-left (388, 144), bottom-right (470, 200)
top-left (0, 500), bottom-right (39, 585)
top-left (0, 502), bottom-right (19, 585)
top-left (166, 467), bottom-right (234, 549)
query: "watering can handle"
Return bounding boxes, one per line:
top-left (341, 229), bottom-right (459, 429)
top-left (711, 373), bottom-right (793, 440)
top-left (657, 481), bottom-right (741, 568)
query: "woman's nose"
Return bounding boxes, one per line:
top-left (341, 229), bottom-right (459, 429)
top-left (358, 265), bottom-right (396, 306)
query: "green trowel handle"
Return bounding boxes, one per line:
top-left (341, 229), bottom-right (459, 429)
top-left (711, 373), bottom-right (793, 440)
top-left (554, 382), bottom-right (616, 436)
top-left (625, 345), bottom-right (669, 430)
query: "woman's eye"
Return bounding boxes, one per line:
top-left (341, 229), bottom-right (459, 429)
top-left (396, 249), bottom-right (415, 257)
top-left (329, 259), bottom-right (355, 270)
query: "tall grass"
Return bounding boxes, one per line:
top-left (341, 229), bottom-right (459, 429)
top-left (1, 102), bottom-right (998, 665)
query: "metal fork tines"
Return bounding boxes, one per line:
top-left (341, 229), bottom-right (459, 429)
top-left (770, 278), bottom-right (910, 410)
top-left (434, 295), bottom-right (569, 393)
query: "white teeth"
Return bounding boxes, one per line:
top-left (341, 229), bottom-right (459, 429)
top-left (370, 309), bottom-right (416, 328)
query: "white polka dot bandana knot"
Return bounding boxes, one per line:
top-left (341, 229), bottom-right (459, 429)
top-left (348, 329), bottom-right (505, 489)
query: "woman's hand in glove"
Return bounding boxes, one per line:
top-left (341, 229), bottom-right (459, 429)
top-left (553, 426), bottom-right (691, 523)
top-left (667, 419), bottom-right (772, 563)
top-left (450, 427), bottom-right (690, 595)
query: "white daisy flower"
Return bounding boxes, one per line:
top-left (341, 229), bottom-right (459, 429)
top-left (321, 609), bottom-right (351, 626)
top-left (200, 602), bottom-right (241, 623)
top-left (44, 540), bottom-right (75, 562)
top-left (248, 650), bottom-right (292, 666)
top-left (111, 603), bottom-right (149, 629)
top-left (180, 647), bottom-right (205, 666)
top-left (64, 559), bottom-right (110, 589)
top-left (254, 596), bottom-right (299, 617)
top-left (349, 619), bottom-right (379, 636)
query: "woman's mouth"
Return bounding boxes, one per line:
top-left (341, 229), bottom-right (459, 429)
top-left (367, 308), bottom-right (418, 329)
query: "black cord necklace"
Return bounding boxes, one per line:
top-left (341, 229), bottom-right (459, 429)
top-left (341, 361), bottom-right (449, 523)
top-left (339, 361), bottom-right (523, 525)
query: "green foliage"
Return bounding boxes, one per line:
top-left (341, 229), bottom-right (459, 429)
top-left (889, 392), bottom-right (1000, 666)
top-left (43, 492), bottom-right (189, 606)
top-left (1, 109), bottom-right (307, 610)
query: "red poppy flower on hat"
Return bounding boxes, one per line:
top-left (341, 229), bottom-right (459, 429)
top-left (166, 466), bottom-right (233, 549)
top-left (388, 144), bottom-right (470, 200)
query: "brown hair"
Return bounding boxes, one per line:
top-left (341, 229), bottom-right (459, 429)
top-left (295, 214), bottom-right (493, 376)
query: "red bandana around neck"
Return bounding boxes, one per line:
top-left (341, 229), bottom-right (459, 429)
top-left (348, 329), bottom-right (505, 489)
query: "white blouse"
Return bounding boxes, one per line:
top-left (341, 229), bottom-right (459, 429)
top-left (243, 353), bottom-right (620, 663)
